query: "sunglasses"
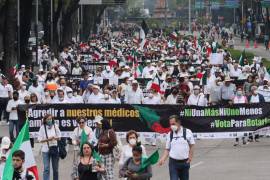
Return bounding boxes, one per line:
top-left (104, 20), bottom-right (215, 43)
top-left (79, 121), bottom-right (85, 124)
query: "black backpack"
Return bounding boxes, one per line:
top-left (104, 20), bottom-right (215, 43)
top-left (170, 128), bottom-right (187, 142)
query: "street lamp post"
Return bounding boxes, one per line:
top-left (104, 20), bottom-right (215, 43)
top-left (17, 0), bottom-right (20, 63)
top-left (50, 0), bottom-right (53, 48)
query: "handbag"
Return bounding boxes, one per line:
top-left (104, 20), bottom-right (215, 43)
top-left (58, 138), bottom-right (67, 159)
top-left (44, 125), bottom-right (59, 157)
top-left (108, 130), bottom-right (121, 161)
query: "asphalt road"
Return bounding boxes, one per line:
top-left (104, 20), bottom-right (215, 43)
top-left (1, 124), bottom-right (270, 180)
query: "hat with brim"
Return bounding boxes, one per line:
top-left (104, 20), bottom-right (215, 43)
top-left (94, 115), bottom-right (103, 124)
top-left (224, 77), bottom-right (232, 82)
top-left (92, 85), bottom-right (100, 90)
top-left (0, 136), bottom-right (11, 149)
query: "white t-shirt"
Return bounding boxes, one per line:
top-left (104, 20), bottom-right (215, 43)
top-left (250, 95), bottom-right (260, 103)
top-left (165, 127), bottom-right (195, 160)
top-left (6, 99), bottom-right (21, 120)
top-left (38, 124), bottom-right (61, 152)
top-left (0, 84), bottom-right (13, 98)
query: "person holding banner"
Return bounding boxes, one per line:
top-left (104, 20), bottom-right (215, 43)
top-left (159, 115), bottom-right (195, 180)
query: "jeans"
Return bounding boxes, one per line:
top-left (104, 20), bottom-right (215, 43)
top-left (9, 120), bottom-right (18, 142)
top-left (42, 151), bottom-right (59, 180)
top-left (169, 158), bottom-right (190, 180)
top-left (0, 98), bottom-right (9, 122)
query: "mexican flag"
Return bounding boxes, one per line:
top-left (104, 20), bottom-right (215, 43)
top-left (133, 105), bottom-right (170, 133)
top-left (80, 129), bottom-right (88, 148)
top-left (2, 120), bottom-right (39, 180)
top-left (133, 64), bottom-right (143, 78)
top-left (139, 150), bottom-right (159, 172)
top-left (239, 49), bottom-right (246, 66)
top-left (10, 64), bottom-right (19, 76)
top-left (150, 75), bottom-right (163, 94)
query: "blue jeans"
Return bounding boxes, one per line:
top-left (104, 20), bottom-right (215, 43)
top-left (9, 120), bottom-right (18, 142)
top-left (42, 152), bottom-right (59, 180)
top-left (169, 158), bottom-right (190, 180)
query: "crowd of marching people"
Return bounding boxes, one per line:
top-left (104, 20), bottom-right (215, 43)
top-left (0, 22), bottom-right (269, 179)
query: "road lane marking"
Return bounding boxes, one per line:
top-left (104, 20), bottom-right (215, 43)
top-left (191, 161), bottom-right (204, 168)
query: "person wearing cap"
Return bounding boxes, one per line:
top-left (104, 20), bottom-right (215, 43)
top-left (142, 60), bottom-right (156, 78)
top-left (52, 89), bottom-right (67, 104)
top-left (0, 137), bottom-right (12, 178)
top-left (209, 78), bottom-right (223, 105)
top-left (87, 85), bottom-right (104, 104)
top-left (0, 77), bottom-right (13, 125)
top-left (220, 77), bottom-right (236, 105)
top-left (93, 68), bottom-right (104, 85)
top-left (187, 85), bottom-right (208, 106)
top-left (90, 116), bottom-right (103, 148)
top-left (109, 89), bottom-right (121, 104)
top-left (257, 79), bottom-right (270, 102)
top-left (120, 66), bottom-right (131, 79)
top-left (124, 80), bottom-right (143, 104)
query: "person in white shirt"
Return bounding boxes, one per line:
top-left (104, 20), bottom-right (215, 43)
top-left (120, 66), bottom-right (131, 79)
top-left (159, 115), bottom-right (195, 179)
top-left (6, 91), bottom-right (21, 142)
top-left (73, 91), bottom-right (84, 103)
top-left (0, 136), bottom-right (12, 178)
top-left (248, 86), bottom-right (265, 103)
top-left (109, 89), bottom-right (121, 104)
top-left (87, 85), bottom-right (104, 104)
top-left (37, 114), bottom-right (61, 180)
top-left (66, 90), bottom-right (77, 103)
top-left (124, 80), bottom-right (143, 104)
top-left (41, 89), bottom-right (52, 104)
top-left (58, 62), bottom-right (68, 75)
top-left (18, 84), bottom-right (30, 102)
top-left (187, 85), bottom-right (208, 106)
top-left (142, 60), bottom-right (155, 78)
top-left (58, 78), bottom-right (72, 95)
top-left (71, 117), bottom-right (93, 151)
top-left (90, 116), bottom-right (103, 147)
top-left (71, 63), bottom-right (83, 75)
top-left (0, 77), bottom-right (13, 124)
top-left (52, 89), bottom-right (67, 104)
top-left (165, 89), bottom-right (179, 104)
top-left (119, 130), bottom-right (147, 168)
top-left (229, 62), bottom-right (242, 78)
top-left (233, 88), bottom-right (247, 104)
top-left (102, 66), bottom-right (115, 79)
top-left (28, 79), bottom-right (44, 100)
top-left (101, 93), bottom-right (111, 104)
top-left (143, 90), bottom-right (161, 104)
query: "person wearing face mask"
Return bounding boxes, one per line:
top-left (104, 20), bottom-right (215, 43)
top-left (143, 91), bottom-right (161, 104)
top-left (257, 79), bottom-right (270, 102)
top-left (159, 115), bottom-right (195, 180)
top-left (0, 136), bottom-right (12, 178)
top-left (41, 89), bottom-right (52, 104)
top-left (18, 84), bottom-right (30, 102)
top-left (102, 65), bottom-right (115, 79)
top-left (248, 85), bottom-right (265, 103)
top-left (6, 91), bottom-right (21, 142)
top-left (87, 85), bottom-right (104, 104)
top-left (28, 79), bottom-right (44, 100)
top-left (119, 130), bottom-right (147, 169)
top-left (72, 63), bottom-right (83, 75)
top-left (11, 150), bottom-right (36, 180)
top-left (38, 114), bottom-right (61, 180)
top-left (109, 89), bottom-right (121, 104)
top-left (209, 78), bottom-right (222, 105)
top-left (58, 78), bottom-right (72, 95)
top-left (66, 90), bottom-right (77, 103)
top-left (124, 80), bottom-right (143, 104)
top-left (187, 85), bottom-right (208, 106)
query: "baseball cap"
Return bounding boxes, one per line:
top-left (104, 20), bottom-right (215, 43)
top-left (1, 137), bottom-right (11, 149)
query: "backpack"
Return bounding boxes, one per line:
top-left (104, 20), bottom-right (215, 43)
top-left (170, 128), bottom-right (187, 143)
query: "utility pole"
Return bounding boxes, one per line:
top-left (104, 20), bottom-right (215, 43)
top-left (242, 0), bottom-right (244, 31)
top-left (50, 0), bottom-right (53, 48)
top-left (189, 0), bottom-right (191, 33)
top-left (35, 0), bottom-right (39, 65)
top-left (165, 0), bottom-right (168, 27)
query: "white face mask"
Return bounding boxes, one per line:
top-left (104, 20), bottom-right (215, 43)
top-left (129, 138), bottom-right (137, 146)
top-left (171, 125), bottom-right (178, 132)
top-left (194, 89), bottom-right (200, 95)
top-left (67, 93), bottom-right (73, 98)
top-left (22, 86), bottom-right (26, 90)
top-left (59, 97), bottom-right (64, 101)
top-left (148, 93), bottom-right (154, 98)
top-left (45, 92), bottom-right (49, 96)
top-left (73, 92), bottom-right (78, 96)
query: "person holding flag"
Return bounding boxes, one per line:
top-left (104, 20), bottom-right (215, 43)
top-left (1, 120), bottom-right (39, 180)
top-left (119, 142), bottom-right (153, 180)
top-left (11, 150), bottom-right (35, 180)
